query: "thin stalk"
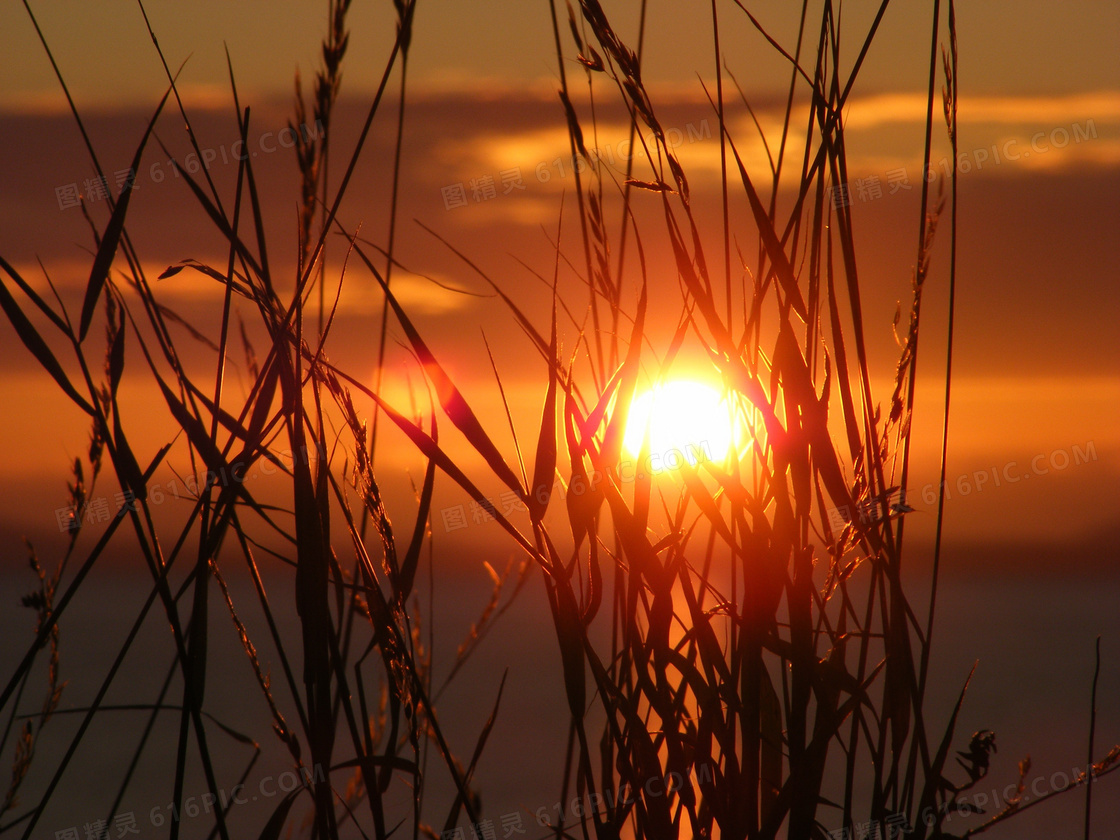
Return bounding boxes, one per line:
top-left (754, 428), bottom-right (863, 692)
top-left (368, 12), bottom-right (411, 488)
top-left (918, 0), bottom-right (957, 702)
top-left (893, 0), bottom-right (941, 553)
top-left (1085, 636), bottom-right (1101, 840)
top-left (711, 0), bottom-right (732, 331)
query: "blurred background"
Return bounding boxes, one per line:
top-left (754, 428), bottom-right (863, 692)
top-left (1, 2), bottom-right (1117, 838)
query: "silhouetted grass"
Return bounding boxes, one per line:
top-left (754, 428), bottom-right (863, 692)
top-left (2, 1), bottom-right (1117, 839)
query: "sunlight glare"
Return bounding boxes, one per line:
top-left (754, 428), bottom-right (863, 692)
top-left (623, 379), bottom-right (740, 467)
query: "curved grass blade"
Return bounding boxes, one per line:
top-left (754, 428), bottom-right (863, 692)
top-left (724, 131), bottom-right (808, 321)
top-left (79, 86), bottom-right (172, 342)
top-left (442, 672), bottom-right (508, 835)
top-left (328, 363), bottom-right (536, 558)
top-left (0, 256), bottom-right (67, 333)
top-left (529, 273), bottom-right (560, 522)
top-left (112, 409), bottom-right (148, 503)
top-left (398, 418), bottom-right (436, 602)
top-left (256, 789), bottom-right (300, 840)
top-left (0, 275), bottom-right (94, 415)
top-left (350, 240), bottom-right (526, 498)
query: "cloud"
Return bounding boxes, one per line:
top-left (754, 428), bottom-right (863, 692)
top-left (843, 91), bottom-right (1120, 128)
top-left (830, 91), bottom-right (1120, 175)
top-left (5, 259), bottom-right (477, 318)
top-left (0, 83), bottom-right (238, 117)
top-left (334, 270), bottom-right (481, 316)
top-left (430, 89), bottom-right (1120, 201)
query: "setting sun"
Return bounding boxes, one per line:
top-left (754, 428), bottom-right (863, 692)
top-left (623, 379), bottom-right (740, 467)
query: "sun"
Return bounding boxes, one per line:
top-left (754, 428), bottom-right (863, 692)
top-left (623, 378), bottom-right (740, 468)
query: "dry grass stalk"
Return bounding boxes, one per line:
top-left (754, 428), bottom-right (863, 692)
top-left (1, 1), bottom-right (1116, 839)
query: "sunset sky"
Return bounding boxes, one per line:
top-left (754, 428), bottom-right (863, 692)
top-left (2, 1), bottom-right (1117, 551)
top-left (1, 3), bottom-right (1118, 836)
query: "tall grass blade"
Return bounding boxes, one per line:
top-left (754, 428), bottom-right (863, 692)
top-left (256, 789), bottom-right (299, 840)
top-left (0, 277), bottom-right (93, 415)
top-left (78, 87), bottom-right (171, 341)
top-left (530, 279), bottom-right (560, 523)
top-left (352, 242), bottom-right (525, 498)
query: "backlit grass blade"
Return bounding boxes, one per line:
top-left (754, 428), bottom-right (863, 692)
top-left (914, 664), bottom-right (974, 840)
top-left (78, 86), bottom-right (172, 342)
top-left (0, 256), bottom-right (67, 334)
top-left (112, 409), bottom-right (148, 503)
top-left (159, 149), bottom-right (267, 283)
top-left (398, 423), bottom-right (436, 602)
top-left (350, 240), bottom-right (526, 499)
top-left (333, 369), bottom-right (536, 557)
top-left (441, 672), bottom-right (508, 835)
top-left (724, 132), bottom-right (808, 322)
top-left (255, 789), bottom-right (300, 840)
top-left (530, 277), bottom-right (560, 523)
top-left (597, 282), bottom-right (646, 468)
top-left (0, 275), bottom-right (94, 415)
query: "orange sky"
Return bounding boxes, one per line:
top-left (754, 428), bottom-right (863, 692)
top-left (1, 2), bottom-right (1118, 558)
top-left (1, 8), bottom-right (1118, 840)
top-left (2, 1), bottom-right (1118, 108)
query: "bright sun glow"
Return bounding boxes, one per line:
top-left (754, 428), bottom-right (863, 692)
top-left (623, 379), bottom-right (740, 468)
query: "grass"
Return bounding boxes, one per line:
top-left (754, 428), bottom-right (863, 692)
top-left (1, 1), bottom-right (1117, 839)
